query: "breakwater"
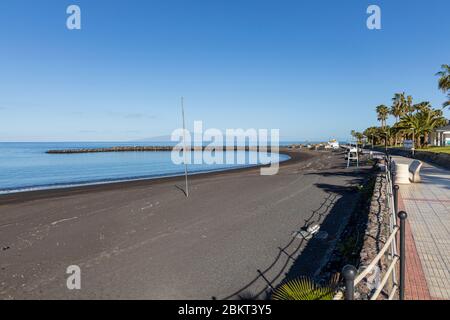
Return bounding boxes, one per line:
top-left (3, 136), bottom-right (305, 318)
top-left (46, 146), bottom-right (277, 154)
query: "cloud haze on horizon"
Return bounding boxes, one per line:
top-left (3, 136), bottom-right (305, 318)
top-left (0, 0), bottom-right (449, 142)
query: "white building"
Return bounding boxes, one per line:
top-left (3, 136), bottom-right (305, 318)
top-left (328, 139), bottom-right (340, 149)
top-left (429, 121), bottom-right (450, 146)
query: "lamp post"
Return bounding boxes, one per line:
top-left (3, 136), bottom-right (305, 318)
top-left (384, 130), bottom-right (388, 154)
top-left (181, 97), bottom-right (189, 197)
top-left (411, 127), bottom-right (415, 157)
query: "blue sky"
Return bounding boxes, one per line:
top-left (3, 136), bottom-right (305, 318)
top-left (0, 0), bottom-right (449, 142)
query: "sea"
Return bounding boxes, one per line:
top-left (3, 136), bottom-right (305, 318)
top-left (0, 142), bottom-right (293, 194)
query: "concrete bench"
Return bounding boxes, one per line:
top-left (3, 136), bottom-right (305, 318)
top-left (394, 162), bottom-right (410, 184)
top-left (409, 160), bottom-right (423, 183)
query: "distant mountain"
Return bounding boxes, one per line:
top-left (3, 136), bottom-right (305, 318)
top-left (133, 134), bottom-right (343, 145)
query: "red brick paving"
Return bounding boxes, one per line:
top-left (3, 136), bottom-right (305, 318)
top-left (398, 194), bottom-right (432, 300)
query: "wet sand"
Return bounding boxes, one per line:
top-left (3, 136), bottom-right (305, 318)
top-left (0, 149), bottom-right (370, 299)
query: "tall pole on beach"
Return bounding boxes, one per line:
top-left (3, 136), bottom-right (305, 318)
top-left (181, 97), bottom-right (189, 197)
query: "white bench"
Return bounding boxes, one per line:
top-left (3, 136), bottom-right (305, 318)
top-left (393, 160), bottom-right (423, 184)
top-left (394, 162), bottom-right (410, 184)
top-left (409, 160), bottom-right (423, 183)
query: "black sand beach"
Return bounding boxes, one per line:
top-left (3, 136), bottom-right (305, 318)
top-left (0, 149), bottom-right (370, 299)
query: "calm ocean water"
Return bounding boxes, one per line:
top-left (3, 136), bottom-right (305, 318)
top-left (0, 142), bottom-right (290, 194)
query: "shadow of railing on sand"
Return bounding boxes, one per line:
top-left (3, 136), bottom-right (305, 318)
top-left (215, 166), bottom-right (372, 300)
top-left (274, 169), bottom-right (373, 296)
top-left (214, 192), bottom-right (339, 300)
top-left (279, 183), bottom-right (361, 282)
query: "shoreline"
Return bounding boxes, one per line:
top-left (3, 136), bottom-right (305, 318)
top-left (0, 148), bottom-right (312, 205)
top-left (0, 148), bottom-right (364, 299)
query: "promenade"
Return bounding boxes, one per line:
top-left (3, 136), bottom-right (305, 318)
top-left (393, 156), bottom-right (450, 300)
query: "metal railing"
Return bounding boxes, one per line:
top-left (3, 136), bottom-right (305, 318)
top-left (342, 155), bottom-right (407, 300)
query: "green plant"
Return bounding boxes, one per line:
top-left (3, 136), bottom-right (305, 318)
top-left (436, 64), bottom-right (450, 108)
top-left (376, 105), bottom-right (390, 128)
top-left (337, 235), bottom-right (358, 259)
top-left (397, 108), bottom-right (447, 147)
top-left (272, 277), bottom-right (336, 300)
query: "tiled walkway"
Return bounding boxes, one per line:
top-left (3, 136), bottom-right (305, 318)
top-left (393, 156), bottom-right (450, 300)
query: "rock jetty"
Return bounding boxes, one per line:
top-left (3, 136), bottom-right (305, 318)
top-left (46, 146), bottom-right (275, 154)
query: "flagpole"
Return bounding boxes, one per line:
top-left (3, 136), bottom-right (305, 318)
top-left (181, 97), bottom-right (189, 197)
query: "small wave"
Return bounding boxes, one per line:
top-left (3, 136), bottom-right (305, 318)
top-left (0, 157), bottom-right (289, 195)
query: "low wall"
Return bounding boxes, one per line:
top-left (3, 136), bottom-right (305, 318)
top-left (373, 147), bottom-right (450, 170)
top-left (355, 172), bottom-right (395, 300)
top-left (413, 151), bottom-right (450, 170)
top-left (318, 169), bottom-right (394, 300)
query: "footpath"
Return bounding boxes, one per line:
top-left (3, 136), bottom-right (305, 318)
top-left (392, 156), bottom-right (450, 300)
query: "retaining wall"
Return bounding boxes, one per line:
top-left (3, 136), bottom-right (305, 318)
top-left (373, 147), bottom-right (450, 170)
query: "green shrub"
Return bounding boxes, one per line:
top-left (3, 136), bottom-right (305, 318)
top-left (337, 235), bottom-right (358, 259)
top-left (272, 277), bottom-right (336, 300)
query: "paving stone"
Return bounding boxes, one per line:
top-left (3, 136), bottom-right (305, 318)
top-left (393, 156), bottom-right (450, 300)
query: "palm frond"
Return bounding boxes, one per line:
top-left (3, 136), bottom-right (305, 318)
top-left (443, 99), bottom-right (450, 108)
top-left (272, 277), bottom-right (335, 301)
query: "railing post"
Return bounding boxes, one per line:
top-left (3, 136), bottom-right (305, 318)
top-left (389, 155), bottom-right (393, 172)
top-left (342, 265), bottom-right (357, 300)
top-left (398, 211), bottom-right (408, 300)
top-left (393, 185), bottom-right (399, 215)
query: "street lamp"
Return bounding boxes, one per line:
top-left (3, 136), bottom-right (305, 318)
top-left (384, 130), bottom-right (388, 154)
top-left (411, 127), bottom-right (415, 157)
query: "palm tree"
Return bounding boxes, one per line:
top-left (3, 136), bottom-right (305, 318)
top-left (383, 126), bottom-right (397, 147)
top-left (351, 130), bottom-right (363, 146)
top-left (406, 95), bottom-right (414, 115)
top-left (413, 101), bottom-right (432, 113)
top-left (391, 98), bottom-right (404, 123)
top-left (376, 105), bottom-right (390, 128)
top-left (355, 132), bottom-right (364, 145)
top-left (436, 64), bottom-right (450, 108)
top-left (397, 114), bottom-right (420, 146)
top-left (363, 127), bottom-right (378, 148)
top-left (392, 92), bottom-right (410, 115)
top-left (398, 108), bottom-right (447, 147)
top-left (391, 94), bottom-right (406, 146)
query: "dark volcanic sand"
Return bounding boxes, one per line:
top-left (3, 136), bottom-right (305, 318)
top-left (0, 149), bottom-right (370, 299)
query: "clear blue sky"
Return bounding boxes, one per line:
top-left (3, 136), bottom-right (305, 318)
top-left (0, 0), bottom-right (449, 142)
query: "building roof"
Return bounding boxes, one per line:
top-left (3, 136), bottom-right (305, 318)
top-left (436, 120), bottom-right (450, 132)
